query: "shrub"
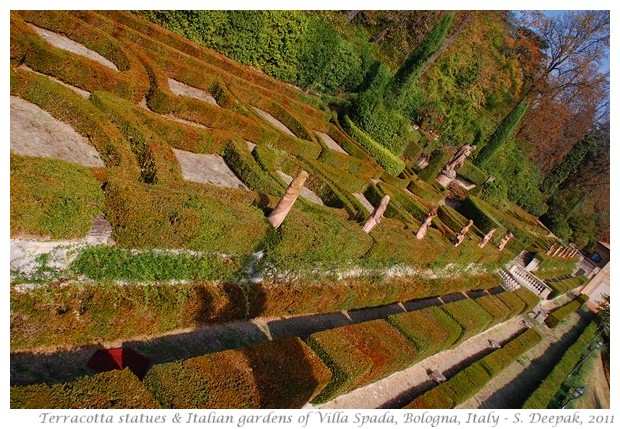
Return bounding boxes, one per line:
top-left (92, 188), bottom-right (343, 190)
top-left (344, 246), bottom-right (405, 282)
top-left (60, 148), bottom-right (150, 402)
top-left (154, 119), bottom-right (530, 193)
top-left (11, 368), bottom-right (160, 409)
top-left (388, 306), bottom-right (462, 359)
top-left (342, 115), bottom-right (405, 176)
top-left (494, 290), bottom-right (527, 317)
top-left (440, 299), bottom-right (493, 344)
top-left (406, 178), bottom-right (445, 204)
top-left (456, 196), bottom-right (506, 235)
top-left (545, 275), bottom-right (588, 297)
top-left (143, 337), bottom-right (330, 408)
top-left (10, 154), bottom-right (104, 239)
top-left (523, 322), bottom-right (597, 408)
top-left (221, 140), bottom-right (284, 196)
top-left (416, 149), bottom-right (449, 183)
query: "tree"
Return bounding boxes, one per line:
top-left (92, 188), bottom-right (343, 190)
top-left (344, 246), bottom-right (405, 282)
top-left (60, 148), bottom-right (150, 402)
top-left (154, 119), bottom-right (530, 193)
top-left (475, 11), bottom-right (609, 168)
top-left (540, 133), bottom-right (594, 195)
top-left (385, 12), bottom-right (455, 108)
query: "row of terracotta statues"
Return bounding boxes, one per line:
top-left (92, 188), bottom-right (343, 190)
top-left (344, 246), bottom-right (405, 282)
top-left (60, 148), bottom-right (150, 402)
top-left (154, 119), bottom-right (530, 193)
top-left (268, 170), bottom-right (514, 251)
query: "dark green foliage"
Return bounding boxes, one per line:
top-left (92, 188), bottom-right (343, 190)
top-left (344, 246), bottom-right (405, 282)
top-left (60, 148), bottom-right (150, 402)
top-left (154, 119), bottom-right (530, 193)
top-left (221, 141), bottom-right (284, 196)
top-left (541, 135), bottom-right (593, 195)
top-left (10, 154), bottom-right (104, 239)
top-left (342, 115), bottom-right (405, 176)
top-left (523, 322), bottom-right (598, 408)
top-left (458, 160), bottom-right (487, 185)
top-left (457, 196), bottom-right (506, 235)
top-left (70, 245), bottom-right (236, 282)
top-left (386, 12), bottom-right (455, 108)
top-left (143, 337), bottom-right (332, 408)
top-left (11, 369), bottom-right (160, 409)
top-left (474, 294), bottom-right (513, 325)
top-left (474, 98), bottom-right (529, 167)
top-left (546, 276), bottom-right (588, 297)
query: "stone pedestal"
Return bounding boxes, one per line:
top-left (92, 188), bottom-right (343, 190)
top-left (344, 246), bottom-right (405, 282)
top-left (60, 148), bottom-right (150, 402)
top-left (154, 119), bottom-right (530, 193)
top-left (436, 172), bottom-right (454, 188)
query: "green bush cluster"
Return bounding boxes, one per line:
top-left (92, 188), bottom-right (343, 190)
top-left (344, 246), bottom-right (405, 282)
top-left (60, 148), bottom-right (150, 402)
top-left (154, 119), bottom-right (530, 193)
top-left (143, 337), bottom-right (331, 408)
top-left (416, 150), bottom-right (450, 183)
top-left (479, 328), bottom-right (542, 376)
top-left (545, 295), bottom-right (589, 328)
top-left (11, 368), bottom-right (160, 409)
top-left (457, 196), bottom-right (506, 235)
top-left (458, 160), bottom-right (487, 185)
top-left (474, 294), bottom-right (513, 326)
top-left (513, 287), bottom-right (541, 314)
top-left (546, 276), bottom-right (588, 298)
top-left (10, 154), bottom-right (104, 239)
top-left (523, 322), bottom-right (598, 408)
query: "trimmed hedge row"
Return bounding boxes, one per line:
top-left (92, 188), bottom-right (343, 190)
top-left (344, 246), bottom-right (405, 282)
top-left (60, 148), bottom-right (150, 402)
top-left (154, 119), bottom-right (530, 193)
top-left (546, 275), bottom-right (588, 297)
top-left (474, 294), bottom-right (513, 326)
top-left (10, 153), bottom-right (104, 239)
top-left (523, 322), bottom-right (598, 409)
top-left (342, 115), bottom-right (405, 176)
top-left (458, 160), bottom-right (487, 185)
top-left (545, 295), bottom-right (589, 328)
top-left (10, 66), bottom-right (138, 177)
top-left (479, 328), bottom-right (542, 376)
top-left (388, 306), bottom-right (462, 360)
top-left (456, 196), bottom-right (507, 235)
top-left (306, 320), bottom-right (417, 403)
top-left (440, 299), bottom-right (493, 345)
top-left (11, 368), bottom-right (160, 409)
top-left (144, 337), bottom-right (331, 408)
top-left (513, 287), bottom-right (541, 314)
top-left (12, 12), bottom-right (148, 103)
top-left (405, 328), bottom-right (542, 408)
top-left (416, 150), bottom-right (449, 184)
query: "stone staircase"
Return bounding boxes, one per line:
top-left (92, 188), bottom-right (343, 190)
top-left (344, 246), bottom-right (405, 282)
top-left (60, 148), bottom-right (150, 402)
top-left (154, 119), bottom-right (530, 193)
top-left (507, 264), bottom-right (552, 299)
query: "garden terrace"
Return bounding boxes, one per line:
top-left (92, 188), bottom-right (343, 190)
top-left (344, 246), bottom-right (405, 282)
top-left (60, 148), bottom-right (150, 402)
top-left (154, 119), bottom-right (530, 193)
top-left (10, 10), bottom-right (568, 409)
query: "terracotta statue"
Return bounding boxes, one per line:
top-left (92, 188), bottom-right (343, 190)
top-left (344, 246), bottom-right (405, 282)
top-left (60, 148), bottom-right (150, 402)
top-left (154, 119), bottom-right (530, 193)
top-left (497, 231), bottom-right (514, 251)
top-left (443, 144), bottom-right (477, 177)
top-left (268, 170), bottom-right (309, 228)
top-left (416, 208), bottom-right (437, 239)
top-left (454, 219), bottom-right (474, 247)
top-left (362, 195), bottom-right (390, 233)
top-left (478, 228), bottom-right (496, 248)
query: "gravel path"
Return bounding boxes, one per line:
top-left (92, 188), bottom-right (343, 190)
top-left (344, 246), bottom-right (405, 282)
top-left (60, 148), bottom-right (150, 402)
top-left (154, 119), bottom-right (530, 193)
top-left (167, 78), bottom-right (218, 105)
top-left (173, 149), bottom-right (247, 189)
top-left (252, 106), bottom-right (296, 137)
top-left (315, 131), bottom-right (348, 154)
top-left (316, 316), bottom-right (527, 409)
top-left (10, 96), bottom-right (104, 167)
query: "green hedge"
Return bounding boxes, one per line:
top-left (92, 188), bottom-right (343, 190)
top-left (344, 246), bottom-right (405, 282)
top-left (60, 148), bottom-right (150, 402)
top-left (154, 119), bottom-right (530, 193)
top-left (10, 154), bottom-right (104, 239)
top-left (513, 287), bottom-right (541, 314)
top-left (416, 150), bottom-right (449, 183)
top-left (11, 368), bottom-right (160, 409)
top-left (342, 115), bottom-right (405, 176)
top-left (474, 294), bottom-right (513, 326)
top-left (143, 337), bottom-right (331, 408)
top-left (405, 328), bottom-right (541, 409)
top-left (545, 295), bottom-right (589, 328)
top-left (306, 320), bottom-right (417, 403)
top-left (546, 276), bottom-right (588, 297)
top-left (523, 322), bottom-right (598, 408)
top-left (440, 299), bottom-right (493, 345)
top-left (221, 140), bottom-right (284, 197)
top-left (437, 205), bottom-right (471, 235)
top-left (458, 160), bottom-right (487, 185)
top-left (493, 290), bottom-right (527, 318)
top-left (406, 178), bottom-right (445, 204)
top-left (388, 306), bottom-right (462, 359)
top-left (456, 196), bottom-right (506, 235)
top-left (479, 328), bottom-right (542, 376)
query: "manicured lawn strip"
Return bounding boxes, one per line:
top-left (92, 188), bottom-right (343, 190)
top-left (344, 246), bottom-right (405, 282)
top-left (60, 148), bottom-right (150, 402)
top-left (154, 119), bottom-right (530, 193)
top-left (440, 299), bottom-right (493, 345)
top-left (522, 321), bottom-right (598, 409)
top-left (545, 295), bottom-right (589, 328)
top-left (479, 328), bottom-right (542, 376)
top-left (143, 337), bottom-right (331, 408)
top-left (388, 306), bottom-right (462, 359)
top-left (10, 154), bottom-right (104, 239)
top-left (11, 368), bottom-right (160, 409)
